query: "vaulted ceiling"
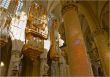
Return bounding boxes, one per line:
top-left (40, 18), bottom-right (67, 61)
top-left (45, 0), bottom-right (109, 44)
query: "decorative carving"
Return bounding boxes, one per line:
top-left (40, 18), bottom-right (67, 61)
top-left (0, 37), bottom-right (8, 47)
top-left (40, 50), bottom-right (49, 76)
top-left (92, 28), bottom-right (105, 37)
top-left (25, 26), bottom-right (47, 40)
top-left (61, 1), bottom-right (77, 16)
top-left (51, 61), bottom-right (59, 76)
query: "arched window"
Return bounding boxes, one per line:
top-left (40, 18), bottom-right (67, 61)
top-left (10, 12), bottom-right (27, 42)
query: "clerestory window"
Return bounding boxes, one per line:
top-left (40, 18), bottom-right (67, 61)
top-left (1, 0), bottom-right (11, 9)
top-left (16, 0), bottom-right (23, 16)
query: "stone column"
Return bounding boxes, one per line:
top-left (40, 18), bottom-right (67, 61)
top-left (61, 1), bottom-right (93, 76)
top-left (82, 4), bottom-right (109, 75)
top-left (92, 28), bottom-right (109, 76)
top-left (25, 58), bottom-right (33, 76)
top-left (49, 19), bottom-right (60, 76)
top-left (50, 19), bottom-right (58, 60)
top-left (7, 40), bottom-right (24, 76)
top-left (32, 59), bottom-right (40, 76)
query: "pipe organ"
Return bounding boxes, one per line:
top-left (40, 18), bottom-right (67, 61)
top-left (22, 2), bottom-right (48, 61)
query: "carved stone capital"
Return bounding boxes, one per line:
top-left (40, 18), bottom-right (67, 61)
top-left (92, 28), bottom-right (105, 37)
top-left (61, 1), bottom-right (78, 16)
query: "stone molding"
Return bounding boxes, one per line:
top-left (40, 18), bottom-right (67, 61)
top-left (92, 28), bottom-right (105, 37)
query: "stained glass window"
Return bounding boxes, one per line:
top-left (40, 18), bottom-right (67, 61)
top-left (16, 0), bottom-right (23, 16)
top-left (1, 0), bottom-right (11, 9)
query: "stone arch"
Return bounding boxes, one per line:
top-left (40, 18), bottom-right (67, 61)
top-left (100, 1), bottom-right (109, 42)
top-left (78, 1), bottom-right (109, 76)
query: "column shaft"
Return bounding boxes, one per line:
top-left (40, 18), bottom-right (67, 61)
top-left (32, 59), bottom-right (40, 76)
top-left (61, 2), bottom-right (93, 76)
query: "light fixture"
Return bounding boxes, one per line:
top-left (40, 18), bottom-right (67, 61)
top-left (0, 61), bottom-right (4, 67)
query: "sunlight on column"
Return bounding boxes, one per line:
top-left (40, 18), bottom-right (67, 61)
top-left (58, 33), bottom-right (64, 47)
top-left (44, 40), bottom-right (50, 51)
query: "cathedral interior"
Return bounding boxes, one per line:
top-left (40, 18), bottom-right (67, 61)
top-left (0, 0), bottom-right (109, 77)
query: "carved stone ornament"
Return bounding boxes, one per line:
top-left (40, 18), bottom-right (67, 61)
top-left (61, 1), bottom-right (78, 16)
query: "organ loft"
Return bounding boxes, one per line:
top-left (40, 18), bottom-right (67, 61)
top-left (0, 0), bottom-right (109, 77)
